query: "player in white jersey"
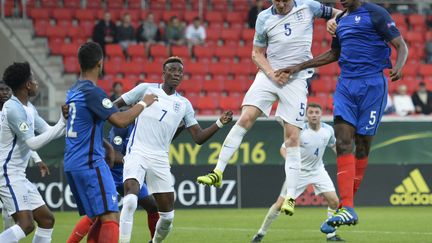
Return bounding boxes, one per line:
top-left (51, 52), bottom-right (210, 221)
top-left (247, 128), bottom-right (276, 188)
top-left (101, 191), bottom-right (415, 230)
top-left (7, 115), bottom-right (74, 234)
top-left (251, 103), bottom-right (344, 242)
top-left (0, 62), bottom-right (66, 243)
top-left (0, 80), bottom-right (51, 231)
top-left (197, 0), bottom-right (341, 216)
top-left (113, 57), bottom-right (233, 243)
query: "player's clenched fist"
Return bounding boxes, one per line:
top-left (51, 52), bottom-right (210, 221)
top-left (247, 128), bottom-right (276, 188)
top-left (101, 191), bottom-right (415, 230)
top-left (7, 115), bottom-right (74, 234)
top-left (219, 110), bottom-right (233, 125)
top-left (142, 93), bottom-right (159, 107)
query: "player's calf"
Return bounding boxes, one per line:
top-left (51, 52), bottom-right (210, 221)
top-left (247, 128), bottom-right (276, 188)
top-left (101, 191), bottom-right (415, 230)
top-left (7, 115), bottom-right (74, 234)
top-left (153, 211), bottom-right (174, 243)
top-left (120, 194), bottom-right (138, 243)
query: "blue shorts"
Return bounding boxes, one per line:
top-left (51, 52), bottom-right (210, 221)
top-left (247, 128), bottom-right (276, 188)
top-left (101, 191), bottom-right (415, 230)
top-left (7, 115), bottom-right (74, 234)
top-left (111, 164), bottom-right (150, 200)
top-left (333, 74), bottom-right (387, 136)
top-left (65, 163), bottom-right (119, 218)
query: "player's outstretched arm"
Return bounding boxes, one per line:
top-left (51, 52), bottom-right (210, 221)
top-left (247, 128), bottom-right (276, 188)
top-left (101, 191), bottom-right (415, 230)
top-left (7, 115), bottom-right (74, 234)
top-left (187, 111), bottom-right (233, 145)
top-left (275, 48), bottom-right (340, 78)
top-left (389, 36), bottom-right (408, 81)
top-left (109, 93), bottom-right (158, 128)
top-left (252, 46), bottom-right (276, 81)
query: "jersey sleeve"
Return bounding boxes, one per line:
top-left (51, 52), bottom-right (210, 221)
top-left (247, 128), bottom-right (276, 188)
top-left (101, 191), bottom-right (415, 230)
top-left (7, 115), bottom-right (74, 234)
top-left (368, 5), bottom-right (401, 42)
top-left (304, 0), bottom-right (333, 20)
top-left (121, 83), bottom-right (150, 105)
top-left (85, 86), bottom-right (118, 120)
top-left (5, 102), bottom-right (34, 141)
top-left (183, 99), bottom-right (198, 128)
top-left (32, 104), bottom-right (49, 134)
top-left (326, 125), bottom-right (336, 147)
top-left (253, 11), bottom-right (268, 47)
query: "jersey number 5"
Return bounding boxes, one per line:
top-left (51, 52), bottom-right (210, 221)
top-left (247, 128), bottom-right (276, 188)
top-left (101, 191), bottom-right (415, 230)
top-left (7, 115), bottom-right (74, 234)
top-left (66, 102), bottom-right (77, 138)
top-left (284, 23), bottom-right (292, 36)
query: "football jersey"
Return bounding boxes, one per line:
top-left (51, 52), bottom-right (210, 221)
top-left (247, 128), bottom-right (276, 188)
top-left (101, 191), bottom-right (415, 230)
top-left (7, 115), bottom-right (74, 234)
top-left (299, 122), bottom-right (335, 171)
top-left (0, 96), bottom-right (49, 184)
top-left (122, 83), bottom-right (198, 160)
top-left (108, 125), bottom-right (133, 186)
top-left (253, 0), bottom-right (333, 78)
top-left (64, 80), bottom-right (118, 171)
top-left (331, 3), bottom-right (401, 78)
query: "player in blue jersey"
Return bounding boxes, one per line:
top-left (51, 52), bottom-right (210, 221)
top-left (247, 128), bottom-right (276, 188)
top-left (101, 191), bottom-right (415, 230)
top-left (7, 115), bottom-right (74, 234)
top-left (64, 42), bottom-right (158, 243)
top-left (275, 0), bottom-right (408, 229)
top-left (0, 62), bottom-right (66, 243)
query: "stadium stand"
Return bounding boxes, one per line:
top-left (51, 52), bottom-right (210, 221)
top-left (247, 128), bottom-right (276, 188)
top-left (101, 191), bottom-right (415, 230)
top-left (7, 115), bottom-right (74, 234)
top-left (6, 0), bottom-right (428, 115)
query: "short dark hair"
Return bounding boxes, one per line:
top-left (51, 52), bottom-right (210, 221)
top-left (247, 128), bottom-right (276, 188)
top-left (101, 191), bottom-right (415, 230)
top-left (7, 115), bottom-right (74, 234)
top-left (78, 42), bottom-right (103, 72)
top-left (2, 62), bottom-right (31, 92)
top-left (307, 102), bottom-right (322, 110)
top-left (163, 56), bottom-right (184, 70)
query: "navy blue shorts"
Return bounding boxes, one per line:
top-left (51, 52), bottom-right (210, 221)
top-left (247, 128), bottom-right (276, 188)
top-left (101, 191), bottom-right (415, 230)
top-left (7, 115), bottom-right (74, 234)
top-left (66, 163), bottom-right (119, 218)
top-left (333, 74), bottom-right (387, 136)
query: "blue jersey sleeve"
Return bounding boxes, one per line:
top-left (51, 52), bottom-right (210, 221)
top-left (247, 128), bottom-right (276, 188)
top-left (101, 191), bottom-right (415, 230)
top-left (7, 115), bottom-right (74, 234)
top-left (367, 4), bottom-right (401, 42)
top-left (85, 86), bottom-right (118, 120)
top-left (304, 0), bottom-right (333, 20)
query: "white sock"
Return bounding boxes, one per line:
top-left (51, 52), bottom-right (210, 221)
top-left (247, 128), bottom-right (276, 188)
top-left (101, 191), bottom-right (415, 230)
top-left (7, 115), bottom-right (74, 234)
top-left (2, 209), bottom-right (15, 230)
top-left (326, 207), bottom-right (337, 238)
top-left (284, 146), bottom-right (301, 198)
top-left (257, 204), bottom-right (280, 235)
top-left (215, 125), bottom-right (248, 172)
top-left (32, 227), bottom-right (53, 243)
top-left (152, 211), bottom-right (174, 243)
top-left (0, 224), bottom-right (26, 243)
top-left (119, 194), bottom-right (138, 243)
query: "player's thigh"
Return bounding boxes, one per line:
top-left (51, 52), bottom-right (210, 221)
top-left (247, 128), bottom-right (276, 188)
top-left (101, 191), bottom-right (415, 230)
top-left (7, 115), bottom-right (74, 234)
top-left (356, 75), bottom-right (388, 136)
top-left (0, 179), bottom-right (45, 216)
top-left (311, 168), bottom-right (336, 196)
top-left (276, 78), bottom-right (308, 129)
top-left (32, 204), bottom-right (54, 228)
top-left (242, 72), bottom-right (277, 117)
top-left (237, 105), bottom-right (263, 129)
top-left (146, 165), bottom-right (174, 196)
top-left (293, 171), bottom-right (311, 199)
top-left (333, 78), bottom-right (361, 128)
top-left (123, 153), bottom-right (147, 191)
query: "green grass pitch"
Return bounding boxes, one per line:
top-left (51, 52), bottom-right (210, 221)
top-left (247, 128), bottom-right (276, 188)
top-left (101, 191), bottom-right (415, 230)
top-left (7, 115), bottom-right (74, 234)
top-left (6, 207), bottom-right (431, 242)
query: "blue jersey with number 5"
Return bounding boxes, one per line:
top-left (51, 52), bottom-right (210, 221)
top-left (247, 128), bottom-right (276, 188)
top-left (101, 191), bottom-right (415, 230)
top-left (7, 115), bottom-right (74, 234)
top-left (64, 80), bottom-right (118, 171)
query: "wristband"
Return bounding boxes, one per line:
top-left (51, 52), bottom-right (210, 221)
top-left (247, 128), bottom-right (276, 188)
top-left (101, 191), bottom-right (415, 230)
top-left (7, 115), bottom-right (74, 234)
top-left (138, 101), bottom-right (147, 109)
top-left (216, 119), bottom-right (224, 128)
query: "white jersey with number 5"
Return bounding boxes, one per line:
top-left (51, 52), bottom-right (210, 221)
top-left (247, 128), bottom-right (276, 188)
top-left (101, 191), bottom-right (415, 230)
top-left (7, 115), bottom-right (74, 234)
top-left (121, 83), bottom-right (198, 162)
top-left (254, 0), bottom-right (333, 79)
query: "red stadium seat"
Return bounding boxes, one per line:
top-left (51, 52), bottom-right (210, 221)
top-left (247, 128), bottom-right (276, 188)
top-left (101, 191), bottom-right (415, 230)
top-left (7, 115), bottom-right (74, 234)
top-left (226, 12), bottom-right (245, 24)
top-left (79, 20), bottom-right (94, 37)
top-left (405, 32), bottom-right (424, 44)
top-left (236, 46), bottom-right (252, 59)
top-left (202, 79), bottom-right (224, 93)
top-left (53, 8), bottom-right (73, 21)
top-left (170, 0), bottom-right (187, 11)
top-left (241, 29), bottom-right (255, 42)
top-left (149, 44), bottom-right (169, 59)
top-left (196, 96), bottom-right (218, 111)
top-left (48, 38), bottom-right (64, 55)
top-left (209, 63), bottom-right (230, 76)
top-left (104, 60), bottom-right (123, 75)
top-left (107, 0), bottom-right (124, 9)
top-left (34, 20), bottom-right (50, 36)
top-left (121, 62), bottom-right (142, 75)
top-left (223, 80), bottom-right (247, 94)
top-left (162, 11), bottom-right (183, 22)
top-left (219, 96), bottom-right (242, 113)
top-left (28, 8), bottom-right (50, 20)
top-left (178, 80), bottom-right (203, 94)
top-left (408, 14), bottom-right (426, 31)
top-left (60, 43), bottom-right (80, 56)
top-left (205, 11), bottom-right (225, 23)
top-left (128, 0), bottom-right (143, 9)
top-left (194, 45), bottom-right (214, 59)
top-left (419, 64), bottom-right (432, 78)
top-left (231, 63), bottom-right (253, 76)
top-left (391, 13), bottom-right (406, 27)
top-left (184, 11), bottom-right (200, 23)
top-left (64, 0), bottom-right (81, 8)
top-left (171, 46), bottom-right (190, 58)
top-left (214, 46), bottom-right (235, 59)
top-left (311, 79), bottom-right (334, 94)
top-left (143, 62), bottom-right (163, 76)
top-left (221, 29), bottom-right (241, 42)
top-left (127, 44), bottom-right (146, 58)
top-left (106, 44), bottom-right (124, 58)
top-left (187, 63), bottom-right (208, 76)
top-left (63, 56), bottom-right (80, 73)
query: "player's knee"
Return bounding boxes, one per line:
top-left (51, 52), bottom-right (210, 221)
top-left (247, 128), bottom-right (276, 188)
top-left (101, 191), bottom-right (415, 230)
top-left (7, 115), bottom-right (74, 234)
top-left (159, 211), bottom-right (174, 230)
top-left (336, 139), bottom-right (352, 154)
top-left (40, 212), bottom-right (55, 228)
top-left (123, 194), bottom-right (138, 213)
top-left (19, 221), bottom-right (35, 235)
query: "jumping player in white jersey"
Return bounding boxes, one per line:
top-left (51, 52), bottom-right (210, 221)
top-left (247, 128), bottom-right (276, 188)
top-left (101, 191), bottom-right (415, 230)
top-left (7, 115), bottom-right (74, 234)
top-left (0, 62), bottom-right (66, 243)
top-left (251, 103), bottom-right (344, 242)
top-left (197, 0), bottom-right (341, 216)
top-left (113, 56), bottom-right (233, 243)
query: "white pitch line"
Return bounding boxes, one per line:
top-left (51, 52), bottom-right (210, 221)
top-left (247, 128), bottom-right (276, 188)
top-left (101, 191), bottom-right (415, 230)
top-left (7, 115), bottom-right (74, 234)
top-left (175, 226), bottom-right (432, 236)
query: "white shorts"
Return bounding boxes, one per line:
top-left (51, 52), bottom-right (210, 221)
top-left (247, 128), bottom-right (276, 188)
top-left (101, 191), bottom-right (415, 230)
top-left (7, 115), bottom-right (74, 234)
top-left (279, 167), bottom-right (335, 198)
top-left (242, 71), bottom-right (308, 128)
top-left (123, 152), bottom-right (174, 194)
top-left (0, 179), bottom-right (45, 216)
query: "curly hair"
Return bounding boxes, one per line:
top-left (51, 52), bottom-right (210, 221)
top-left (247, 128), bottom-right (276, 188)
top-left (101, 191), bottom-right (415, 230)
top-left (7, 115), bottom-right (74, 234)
top-left (163, 56), bottom-right (184, 70)
top-left (78, 42), bottom-right (103, 72)
top-left (2, 62), bottom-right (31, 92)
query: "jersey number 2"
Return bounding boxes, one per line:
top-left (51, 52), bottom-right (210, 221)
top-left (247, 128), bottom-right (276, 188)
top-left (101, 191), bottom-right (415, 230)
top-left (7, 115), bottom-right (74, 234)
top-left (66, 102), bottom-right (77, 138)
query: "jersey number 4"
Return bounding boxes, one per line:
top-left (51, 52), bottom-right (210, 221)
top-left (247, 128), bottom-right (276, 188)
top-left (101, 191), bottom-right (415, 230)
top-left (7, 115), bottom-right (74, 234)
top-left (66, 102), bottom-right (77, 138)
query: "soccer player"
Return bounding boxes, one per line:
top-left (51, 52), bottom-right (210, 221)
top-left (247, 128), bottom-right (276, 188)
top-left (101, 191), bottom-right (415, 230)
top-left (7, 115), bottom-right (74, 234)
top-left (64, 42), bottom-right (158, 243)
top-left (0, 62), bottom-right (66, 242)
top-left (251, 103), bottom-right (344, 242)
top-left (66, 123), bottom-right (160, 243)
top-left (275, 0), bottom-right (408, 227)
top-left (0, 80), bottom-right (51, 231)
top-left (113, 56), bottom-right (233, 243)
top-left (197, 0), bottom-right (340, 216)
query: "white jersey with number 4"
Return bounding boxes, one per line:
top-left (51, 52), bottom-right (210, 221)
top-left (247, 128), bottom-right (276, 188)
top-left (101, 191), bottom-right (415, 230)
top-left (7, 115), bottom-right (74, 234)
top-left (254, 0), bottom-right (333, 79)
top-left (121, 83), bottom-right (198, 162)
